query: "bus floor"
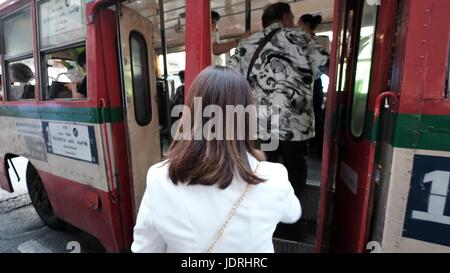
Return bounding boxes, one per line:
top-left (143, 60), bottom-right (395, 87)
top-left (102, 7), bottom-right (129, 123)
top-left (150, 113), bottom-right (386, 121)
top-left (273, 157), bottom-right (322, 253)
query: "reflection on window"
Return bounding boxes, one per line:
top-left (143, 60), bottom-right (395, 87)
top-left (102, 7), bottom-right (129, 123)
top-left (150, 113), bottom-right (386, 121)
top-left (44, 47), bottom-right (87, 100)
top-left (350, 3), bottom-right (378, 138)
top-left (2, 7), bottom-right (33, 58)
top-left (130, 31), bottom-right (152, 126)
top-left (337, 9), bottom-right (354, 92)
top-left (39, 0), bottom-right (86, 49)
top-left (6, 58), bottom-right (36, 101)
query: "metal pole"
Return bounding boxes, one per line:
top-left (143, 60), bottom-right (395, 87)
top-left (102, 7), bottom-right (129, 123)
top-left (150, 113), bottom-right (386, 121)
top-left (245, 0), bottom-right (251, 31)
top-left (185, 0), bottom-right (211, 94)
top-left (158, 0), bottom-right (172, 137)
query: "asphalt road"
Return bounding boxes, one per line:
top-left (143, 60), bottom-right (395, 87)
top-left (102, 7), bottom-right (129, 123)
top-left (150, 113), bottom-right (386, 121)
top-left (0, 157), bottom-right (105, 253)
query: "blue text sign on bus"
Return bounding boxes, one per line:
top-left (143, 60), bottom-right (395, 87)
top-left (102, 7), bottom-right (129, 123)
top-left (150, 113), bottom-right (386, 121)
top-left (42, 121), bottom-right (99, 164)
top-left (403, 154), bottom-right (450, 247)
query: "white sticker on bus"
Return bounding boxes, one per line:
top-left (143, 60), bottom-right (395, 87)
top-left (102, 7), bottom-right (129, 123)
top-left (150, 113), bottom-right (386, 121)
top-left (42, 122), bottom-right (98, 164)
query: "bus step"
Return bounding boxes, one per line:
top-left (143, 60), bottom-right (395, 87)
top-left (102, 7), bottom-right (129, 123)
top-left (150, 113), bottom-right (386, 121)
top-left (273, 238), bottom-right (314, 253)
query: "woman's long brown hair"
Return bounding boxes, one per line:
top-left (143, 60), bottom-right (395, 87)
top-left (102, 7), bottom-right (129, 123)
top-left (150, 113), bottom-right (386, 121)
top-left (167, 66), bottom-right (265, 189)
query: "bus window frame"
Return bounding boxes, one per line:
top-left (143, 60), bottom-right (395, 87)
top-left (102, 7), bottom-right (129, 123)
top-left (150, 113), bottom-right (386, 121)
top-left (347, 1), bottom-right (380, 140)
top-left (1, 4), bottom-right (36, 102)
top-left (129, 30), bottom-right (152, 127)
top-left (36, 0), bottom-right (88, 101)
top-left (39, 42), bottom-right (87, 101)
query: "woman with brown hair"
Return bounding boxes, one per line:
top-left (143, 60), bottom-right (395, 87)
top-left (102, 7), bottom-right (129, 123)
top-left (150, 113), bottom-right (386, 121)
top-left (131, 66), bottom-right (301, 253)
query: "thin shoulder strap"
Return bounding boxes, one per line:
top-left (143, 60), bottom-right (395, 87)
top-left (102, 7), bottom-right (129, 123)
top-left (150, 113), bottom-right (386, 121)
top-left (206, 162), bottom-right (260, 253)
top-left (246, 28), bottom-right (281, 81)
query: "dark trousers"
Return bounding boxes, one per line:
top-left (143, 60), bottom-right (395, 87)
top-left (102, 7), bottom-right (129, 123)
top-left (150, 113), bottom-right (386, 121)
top-left (311, 78), bottom-right (325, 159)
top-left (265, 141), bottom-right (308, 197)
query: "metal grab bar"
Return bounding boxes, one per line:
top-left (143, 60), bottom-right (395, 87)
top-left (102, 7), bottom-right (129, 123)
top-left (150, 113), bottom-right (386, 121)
top-left (361, 91), bottom-right (399, 245)
top-left (99, 98), bottom-right (118, 203)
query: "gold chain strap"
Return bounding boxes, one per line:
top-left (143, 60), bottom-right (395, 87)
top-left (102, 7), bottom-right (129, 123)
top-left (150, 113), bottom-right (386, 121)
top-left (206, 162), bottom-right (259, 253)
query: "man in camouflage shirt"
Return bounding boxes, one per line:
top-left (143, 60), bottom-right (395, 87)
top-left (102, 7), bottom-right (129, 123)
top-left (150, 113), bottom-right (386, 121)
top-left (228, 2), bottom-right (329, 196)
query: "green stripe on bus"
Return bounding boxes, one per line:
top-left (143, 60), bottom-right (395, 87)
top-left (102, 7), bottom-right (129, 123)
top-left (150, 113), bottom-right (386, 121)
top-left (334, 108), bottom-right (450, 152)
top-left (394, 114), bottom-right (450, 152)
top-left (0, 105), bottom-right (123, 124)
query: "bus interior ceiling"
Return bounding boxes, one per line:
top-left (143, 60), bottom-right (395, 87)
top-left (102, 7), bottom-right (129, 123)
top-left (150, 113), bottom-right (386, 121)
top-left (125, 0), bottom-right (334, 51)
top-left (121, 0), bottom-right (335, 252)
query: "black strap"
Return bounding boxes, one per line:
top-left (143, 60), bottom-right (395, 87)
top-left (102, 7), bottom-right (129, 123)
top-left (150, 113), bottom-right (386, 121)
top-left (246, 28), bottom-right (281, 81)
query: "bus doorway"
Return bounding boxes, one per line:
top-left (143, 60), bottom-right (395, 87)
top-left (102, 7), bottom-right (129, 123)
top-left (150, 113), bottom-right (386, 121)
top-left (117, 5), bottom-right (162, 216)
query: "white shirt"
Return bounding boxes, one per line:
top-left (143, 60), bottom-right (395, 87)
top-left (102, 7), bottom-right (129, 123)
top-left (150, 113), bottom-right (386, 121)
top-left (131, 154), bottom-right (301, 253)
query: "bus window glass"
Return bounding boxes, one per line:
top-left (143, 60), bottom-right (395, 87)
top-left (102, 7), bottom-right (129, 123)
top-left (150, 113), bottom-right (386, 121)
top-left (3, 7), bottom-right (33, 58)
top-left (39, 0), bottom-right (86, 49)
top-left (350, 3), bottom-right (378, 138)
top-left (44, 47), bottom-right (86, 100)
top-left (130, 31), bottom-right (152, 126)
top-left (6, 58), bottom-right (35, 101)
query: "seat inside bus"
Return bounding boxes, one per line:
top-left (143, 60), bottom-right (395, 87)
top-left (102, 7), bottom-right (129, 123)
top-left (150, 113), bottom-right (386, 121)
top-left (48, 81), bottom-right (72, 99)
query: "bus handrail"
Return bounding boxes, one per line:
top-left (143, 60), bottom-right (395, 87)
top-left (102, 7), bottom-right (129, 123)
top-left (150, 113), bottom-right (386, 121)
top-left (99, 98), bottom-right (118, 203)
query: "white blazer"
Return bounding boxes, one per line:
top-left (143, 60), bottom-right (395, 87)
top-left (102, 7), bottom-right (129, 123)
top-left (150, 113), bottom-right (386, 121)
top-left (131, 154), bottom-right (301, 253)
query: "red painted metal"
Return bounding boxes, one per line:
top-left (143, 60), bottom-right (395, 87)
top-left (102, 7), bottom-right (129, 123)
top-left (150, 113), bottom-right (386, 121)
top-left (326, 0), bottom-right (399, 252)
top-left (314, 0), bottom-right (344, 253)
top-left (184, 0), bottom-right (212, 98)
top-left (38, 169), bottom-right (123, 252)
top-left (395, 0), bottom-right (450, 116)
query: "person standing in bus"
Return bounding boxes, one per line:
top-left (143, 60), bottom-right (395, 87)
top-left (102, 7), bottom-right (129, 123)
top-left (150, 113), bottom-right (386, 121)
top-left (68, 50), bottom-right (87, 99)
top-left (298, 14), bottom-right (331, 159)
top-left (211, 11), bottom-right (250, 66)
top-left (228, 2), bottom-right (329, 197)
top-left (131, 66), bottom-right (301, 253)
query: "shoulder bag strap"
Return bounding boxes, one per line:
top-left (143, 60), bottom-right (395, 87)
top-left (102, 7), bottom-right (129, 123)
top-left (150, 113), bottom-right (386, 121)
top-left (206, 162), bottom-right (260, 253)
top-left (246, 28), bottom-right (281, 81)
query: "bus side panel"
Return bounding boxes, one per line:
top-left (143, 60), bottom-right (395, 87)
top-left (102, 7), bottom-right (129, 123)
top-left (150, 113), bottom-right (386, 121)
top-left (38, 170), bottom-right (121, 252)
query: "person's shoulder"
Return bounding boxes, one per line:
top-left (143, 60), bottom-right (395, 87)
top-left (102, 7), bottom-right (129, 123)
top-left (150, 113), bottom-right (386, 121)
top-left (278, 27), bottom-right (311, 47)
top-left (146, 160), bottom-right (171, 188)
top-left (255, 161), bottom-right (291, 191)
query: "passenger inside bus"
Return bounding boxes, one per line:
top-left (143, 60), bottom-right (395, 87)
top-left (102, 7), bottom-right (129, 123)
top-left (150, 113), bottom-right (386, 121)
top-left (45, 47), bottom-right (86, 100)
top-left (68, 50), bottom-right (87, 99)
top-left (211, 11), bottom-right (250, 66)
top-left (8, 61), bottom-right (35, 100)
top-left (298, 14), bottom-right (331, 159)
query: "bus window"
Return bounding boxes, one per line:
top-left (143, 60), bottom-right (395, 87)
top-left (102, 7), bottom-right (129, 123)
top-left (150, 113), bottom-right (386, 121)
top-left (43, 47), bottom-right (86, 100)
top-left (1, 7), bottom-right (35, 101)
top-left (7, 59), bottom-right (35, 100)
top-left (350, 2), bottom-right (378, 138)
top-left (38, 0), bottom-right (87, 100)
top-left (130, 31), bottom-right (152, 126)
